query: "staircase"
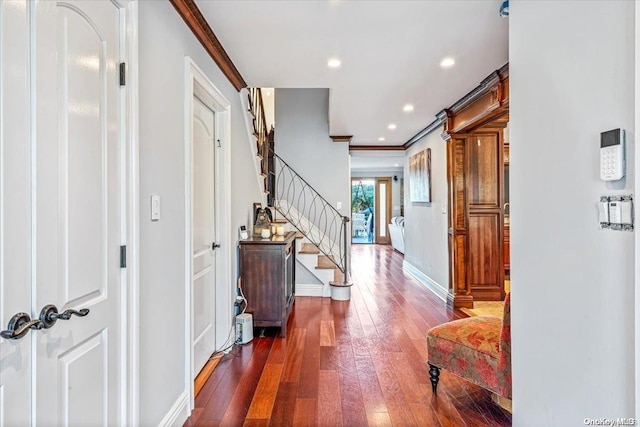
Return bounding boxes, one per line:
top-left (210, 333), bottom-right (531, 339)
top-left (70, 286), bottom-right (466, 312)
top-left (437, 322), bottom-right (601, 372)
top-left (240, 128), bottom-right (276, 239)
top-left (241, 88), bottom-right (352, 300)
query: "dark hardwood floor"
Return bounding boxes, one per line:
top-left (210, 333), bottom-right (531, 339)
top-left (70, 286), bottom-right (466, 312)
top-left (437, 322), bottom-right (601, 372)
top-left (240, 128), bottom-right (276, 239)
top-left (186, 245), bottom-right (512, 426)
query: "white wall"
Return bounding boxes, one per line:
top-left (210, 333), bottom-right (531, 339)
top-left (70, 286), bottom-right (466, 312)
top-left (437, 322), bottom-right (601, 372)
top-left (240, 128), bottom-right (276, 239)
top-left (274, 89), bottom-right (350, 214)
top-left (138, 2), bottom-right (262, 425)
top-left (403, 127), bottom-right (449, 291)
top-left (510, 1), bottom-right (635, 424)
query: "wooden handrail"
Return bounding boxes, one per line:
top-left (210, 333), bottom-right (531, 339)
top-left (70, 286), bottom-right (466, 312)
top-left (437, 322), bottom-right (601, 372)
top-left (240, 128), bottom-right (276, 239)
top-left (170, 0), bottom-right (247, 91)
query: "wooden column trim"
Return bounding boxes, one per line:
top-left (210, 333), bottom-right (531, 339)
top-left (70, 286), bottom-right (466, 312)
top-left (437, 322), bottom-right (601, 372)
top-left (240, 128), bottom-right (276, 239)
top-left (446, 137), bottom-right (473, 309)
top-left (170, 0), bottom-right (247, 91)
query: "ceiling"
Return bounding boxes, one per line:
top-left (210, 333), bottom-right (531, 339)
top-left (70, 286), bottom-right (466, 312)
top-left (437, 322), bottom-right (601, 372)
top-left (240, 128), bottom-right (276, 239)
top-left (350, 150), bottom-right (405, 172)
top-left (196, 0), bottom-right (508, 147)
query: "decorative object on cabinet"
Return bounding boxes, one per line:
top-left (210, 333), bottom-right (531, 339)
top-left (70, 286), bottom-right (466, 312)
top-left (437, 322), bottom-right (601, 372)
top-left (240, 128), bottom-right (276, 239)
top-left (239, 232), bottom-right (296, 337)
top-left (409, 148), bottom-right (431, 203)
top-left (253, 207), bottom-right (272, 237)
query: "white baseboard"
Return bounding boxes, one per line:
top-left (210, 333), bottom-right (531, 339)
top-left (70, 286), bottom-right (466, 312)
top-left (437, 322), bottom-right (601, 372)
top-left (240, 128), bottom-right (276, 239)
top-left (296, 283), bottom-right (330, 297)
top-left (158, 391), bottom-right (189, 427)
top-left (402, 260), bottom-right (447, 302)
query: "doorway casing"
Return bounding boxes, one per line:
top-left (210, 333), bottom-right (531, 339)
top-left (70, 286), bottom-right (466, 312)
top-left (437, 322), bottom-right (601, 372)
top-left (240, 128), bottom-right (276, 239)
top-left (184, 57), bottom-right (233, 410)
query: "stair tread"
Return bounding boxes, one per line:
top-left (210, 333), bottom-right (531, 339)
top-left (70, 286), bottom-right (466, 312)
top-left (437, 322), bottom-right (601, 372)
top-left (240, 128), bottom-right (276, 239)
top-left (299, 249), bottom-right (320, 255)
top-left (316, 255), bottom-right (337, 269)
top-left (299, 243), bottom-right (320, 254)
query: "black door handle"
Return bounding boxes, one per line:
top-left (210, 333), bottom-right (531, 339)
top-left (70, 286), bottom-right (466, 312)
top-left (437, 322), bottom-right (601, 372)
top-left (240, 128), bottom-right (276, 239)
top-left (0, 312), bottom-right (43, 340)
top-left (39, 304), bottom-right (90, 329)
top-left (212, 242), bottom-right (221, 250)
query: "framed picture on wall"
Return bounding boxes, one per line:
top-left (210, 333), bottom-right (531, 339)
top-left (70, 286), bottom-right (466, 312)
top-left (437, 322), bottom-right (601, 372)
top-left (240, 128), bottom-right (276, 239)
top-left (409, 148), bottom-right (431, 203)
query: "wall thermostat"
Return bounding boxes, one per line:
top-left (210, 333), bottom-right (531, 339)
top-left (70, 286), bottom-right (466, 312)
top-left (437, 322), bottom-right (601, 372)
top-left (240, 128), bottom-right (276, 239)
top-left (239, 225), bottom-right (248, 240)
top-left (600, 128), bottom-right (625, 181)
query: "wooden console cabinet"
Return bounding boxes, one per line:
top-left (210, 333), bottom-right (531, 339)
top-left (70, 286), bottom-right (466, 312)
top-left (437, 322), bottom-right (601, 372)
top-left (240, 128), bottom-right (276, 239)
top-left (239, 232), bottom-right (296, 337)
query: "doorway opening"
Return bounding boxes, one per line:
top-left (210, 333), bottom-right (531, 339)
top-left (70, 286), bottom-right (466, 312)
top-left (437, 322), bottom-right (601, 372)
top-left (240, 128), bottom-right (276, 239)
top-left (351, 179), bottom-right (375, 244)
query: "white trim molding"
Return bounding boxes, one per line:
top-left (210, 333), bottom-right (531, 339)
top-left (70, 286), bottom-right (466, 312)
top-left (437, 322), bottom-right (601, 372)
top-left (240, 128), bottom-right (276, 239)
top-left (402, 260), bottom-right (447, 302)
top-left (296, 283), bottom-right (331, 297)
top-left (635, 0), bottom-right (640, 416)
top-left (158, 391), bottom-right (189, 427)
top-left (184, 57), bottom-right (234, 415)
top-left (120, 1), bottom-right (139, 425)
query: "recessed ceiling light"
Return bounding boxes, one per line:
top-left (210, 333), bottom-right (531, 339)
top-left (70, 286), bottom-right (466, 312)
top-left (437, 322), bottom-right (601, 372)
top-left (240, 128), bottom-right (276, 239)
top-left (378, 137), bottom-right (385, 142)
top-left (403, 104), bottom-right (414, 112)
top-left (388, 124), bottom-right (397, 130)
top-left (440, 57), bottom-right (455, 68)
top-left (394, 164), bottom-right (399, 167)
top-left (327, 58), bottom-right (341, 68)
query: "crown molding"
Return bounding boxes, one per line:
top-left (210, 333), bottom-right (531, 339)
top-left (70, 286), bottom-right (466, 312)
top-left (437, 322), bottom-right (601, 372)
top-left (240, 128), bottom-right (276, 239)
top-left (349, 145), bottom-right (406, 151)
top-left (403, 62), bottom-right (509, 148)
top-left (402, 117), bottom-right (445, 149)
top-left (170, 0), bottom-right (247, 91)
top-left (331, 135), bottom-right (353, 143)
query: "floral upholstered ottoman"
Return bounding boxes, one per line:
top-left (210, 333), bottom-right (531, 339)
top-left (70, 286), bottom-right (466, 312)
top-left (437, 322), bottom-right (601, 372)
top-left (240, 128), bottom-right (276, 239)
top-left (426, 293), bottom-right (511, 399)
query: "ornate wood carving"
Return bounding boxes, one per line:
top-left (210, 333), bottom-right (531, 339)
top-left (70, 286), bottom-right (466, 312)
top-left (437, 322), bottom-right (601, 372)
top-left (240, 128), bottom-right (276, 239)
top-left (170, 0), bottom-right (247, 91)
top-left (403, 64), bottom-right (509, 149)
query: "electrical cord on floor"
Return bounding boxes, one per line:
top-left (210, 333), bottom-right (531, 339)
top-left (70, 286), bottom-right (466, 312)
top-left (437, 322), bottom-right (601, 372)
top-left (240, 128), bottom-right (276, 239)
top-left (208, 287), bottom-right (251, 361)
top-left (208, 326), bottom-right (236, 360)
top-left (207, 305), bottom-right (242, 360)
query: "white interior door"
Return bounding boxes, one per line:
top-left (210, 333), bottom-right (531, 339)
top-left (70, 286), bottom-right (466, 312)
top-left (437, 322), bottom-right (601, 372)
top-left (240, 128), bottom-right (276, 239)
top-left (1, 1), bottom-right (126, 425)
top-left (192, 96), bottom-right (217, 377)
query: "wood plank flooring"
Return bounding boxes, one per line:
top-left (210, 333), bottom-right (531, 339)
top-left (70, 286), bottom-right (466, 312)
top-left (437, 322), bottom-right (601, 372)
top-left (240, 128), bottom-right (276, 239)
top-left (186, 245), bottom-right (512, 426)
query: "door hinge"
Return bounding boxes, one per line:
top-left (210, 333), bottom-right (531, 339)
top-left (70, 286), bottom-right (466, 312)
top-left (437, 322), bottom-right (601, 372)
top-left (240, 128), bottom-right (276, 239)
top-left (120, 245), bottom-right (126, 268)
top-left (119, 62), bottom-right (126, 86)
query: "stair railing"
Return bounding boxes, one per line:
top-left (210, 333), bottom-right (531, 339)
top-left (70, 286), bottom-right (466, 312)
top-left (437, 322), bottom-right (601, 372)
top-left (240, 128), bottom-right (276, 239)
top-left (247, 87), bottom-right (351, 286)
top-left (271, 150), bottom-right (351, 286)
top-left (247, 88), bottom-right (270, 195)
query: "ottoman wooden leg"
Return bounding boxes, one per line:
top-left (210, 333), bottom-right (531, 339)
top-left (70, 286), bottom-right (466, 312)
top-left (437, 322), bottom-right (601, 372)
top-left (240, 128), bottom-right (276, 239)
top-left (428, 363), bottom-right (440, 394)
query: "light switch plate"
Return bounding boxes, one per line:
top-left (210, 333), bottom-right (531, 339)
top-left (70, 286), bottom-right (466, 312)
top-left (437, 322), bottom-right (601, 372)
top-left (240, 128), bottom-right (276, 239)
top-left (151, 195), bottom-right (160, 221)
top-left (619, 200), bottom-right (633, 225)
top-left (336, 202), bottom-right (342, 210)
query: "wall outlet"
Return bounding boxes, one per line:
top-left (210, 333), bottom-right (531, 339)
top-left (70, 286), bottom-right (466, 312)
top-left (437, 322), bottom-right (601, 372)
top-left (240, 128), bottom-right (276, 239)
top-left (336, 202), bottom-right (342, 210)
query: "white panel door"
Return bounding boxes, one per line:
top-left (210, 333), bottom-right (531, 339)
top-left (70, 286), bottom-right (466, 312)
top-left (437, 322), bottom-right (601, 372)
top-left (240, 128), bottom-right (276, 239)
top-left (1, 1), bottom-right (126, 426)
top-left (192, 97), bottom-right (216, 377)
top-left (0, 1), bottom-right (32, 425)
top-left (35, 1), bottom-right (124, 425)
